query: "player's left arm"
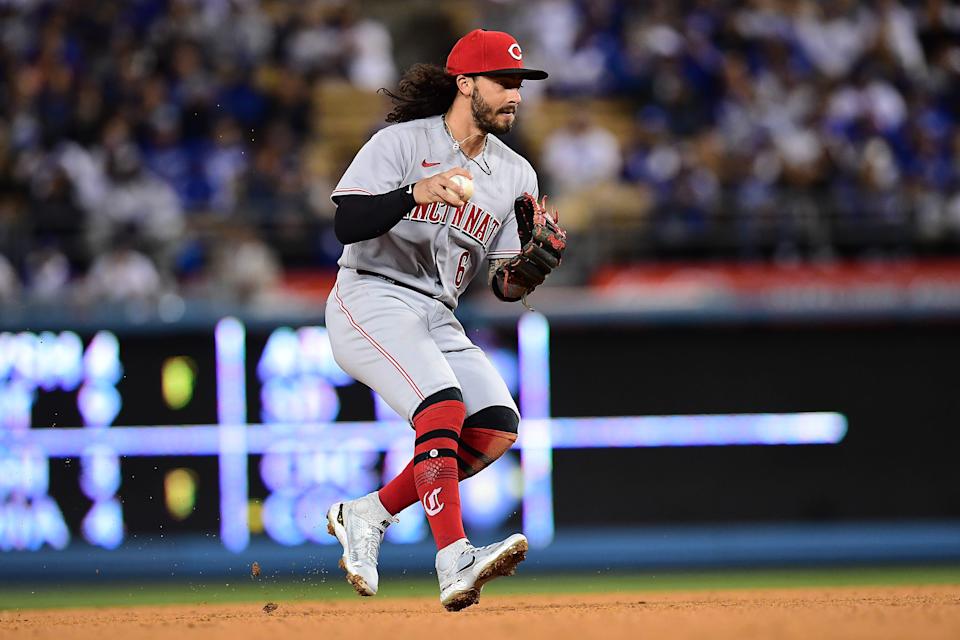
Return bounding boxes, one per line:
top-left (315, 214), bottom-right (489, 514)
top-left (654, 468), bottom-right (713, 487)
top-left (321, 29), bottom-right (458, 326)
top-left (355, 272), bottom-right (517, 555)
top-left (489, 193), bottom-right (567, 303)
top-left (488, 258), bottom-right (511, 287)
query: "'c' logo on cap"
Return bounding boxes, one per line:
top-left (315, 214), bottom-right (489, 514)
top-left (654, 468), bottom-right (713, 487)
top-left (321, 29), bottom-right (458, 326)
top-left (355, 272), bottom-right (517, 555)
top-left (508, 43), bottom-right (523, 61)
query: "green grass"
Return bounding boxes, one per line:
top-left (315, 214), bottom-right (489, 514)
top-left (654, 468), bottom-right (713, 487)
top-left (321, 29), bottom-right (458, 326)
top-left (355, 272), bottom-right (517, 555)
top-left (3, 566), bottom-right (959, 611)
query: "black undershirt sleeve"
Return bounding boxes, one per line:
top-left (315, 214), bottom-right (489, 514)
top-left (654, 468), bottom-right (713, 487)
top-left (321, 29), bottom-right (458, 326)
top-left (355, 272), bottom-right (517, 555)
top-left (333, 185), bottom-right (417, 245)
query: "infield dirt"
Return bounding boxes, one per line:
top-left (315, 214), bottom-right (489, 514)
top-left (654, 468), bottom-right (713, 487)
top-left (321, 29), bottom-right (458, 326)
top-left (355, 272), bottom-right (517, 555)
top-left (2, 585), bottom-right (958, 640)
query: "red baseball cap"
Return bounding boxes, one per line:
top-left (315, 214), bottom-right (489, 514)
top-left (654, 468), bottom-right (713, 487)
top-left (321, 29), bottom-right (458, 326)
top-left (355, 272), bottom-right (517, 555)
top-left (446, 29), bottom-right (548, 80)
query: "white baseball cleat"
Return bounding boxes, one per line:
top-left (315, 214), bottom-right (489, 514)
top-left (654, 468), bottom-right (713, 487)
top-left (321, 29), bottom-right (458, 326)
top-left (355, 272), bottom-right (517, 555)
top-left (436, 533), bottom-right (529, 611)
top-left (326, 492), bottom-right (398, 596)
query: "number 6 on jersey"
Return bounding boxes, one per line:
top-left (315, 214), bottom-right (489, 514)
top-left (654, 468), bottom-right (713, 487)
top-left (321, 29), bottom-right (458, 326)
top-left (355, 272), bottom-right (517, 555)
top-left (455, 250), bottom-right (470, 288)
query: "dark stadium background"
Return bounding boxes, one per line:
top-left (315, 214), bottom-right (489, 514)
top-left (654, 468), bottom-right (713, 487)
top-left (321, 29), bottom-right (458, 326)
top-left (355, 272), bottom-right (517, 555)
top-left (3, 0), bottom-right (960, 578)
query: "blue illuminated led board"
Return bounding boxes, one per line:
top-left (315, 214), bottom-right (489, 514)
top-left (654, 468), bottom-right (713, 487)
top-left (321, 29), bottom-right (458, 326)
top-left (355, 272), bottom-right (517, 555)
top-left (0, 317), bottom-right (847, 552)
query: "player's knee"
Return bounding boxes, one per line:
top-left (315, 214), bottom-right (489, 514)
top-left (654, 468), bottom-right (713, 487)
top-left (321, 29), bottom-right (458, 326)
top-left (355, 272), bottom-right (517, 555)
top-left (413, 387), bottom-right (464, 418)
top-left (463, 405), bottom-right (519, 435)
top-left (457, 405), bottom-right (519, 479)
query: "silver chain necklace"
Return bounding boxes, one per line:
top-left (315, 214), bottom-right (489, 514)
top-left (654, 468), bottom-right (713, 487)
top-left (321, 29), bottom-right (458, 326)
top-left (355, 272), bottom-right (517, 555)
top-left (442, 115), bottom-right (492, 175)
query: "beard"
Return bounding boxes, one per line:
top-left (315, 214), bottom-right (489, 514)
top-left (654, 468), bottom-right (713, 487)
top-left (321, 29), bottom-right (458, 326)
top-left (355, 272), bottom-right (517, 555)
top-left (471, 88), bottom-right (516, 135)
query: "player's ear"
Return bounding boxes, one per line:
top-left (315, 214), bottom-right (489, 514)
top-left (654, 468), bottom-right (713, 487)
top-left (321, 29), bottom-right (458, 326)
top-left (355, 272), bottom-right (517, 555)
top-left (456, 75), bottom-right (474, 97)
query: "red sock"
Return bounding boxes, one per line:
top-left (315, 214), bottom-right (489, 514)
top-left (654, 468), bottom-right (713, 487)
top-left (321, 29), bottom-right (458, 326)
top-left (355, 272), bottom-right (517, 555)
top-left (457, 427), bottom-right (517, 479)
top-left (382, 399), bottom-right (466, 550)
top-left (378, 426), bottom-right (517, 513)
top-left (378, 459), bottom-right (418, 515)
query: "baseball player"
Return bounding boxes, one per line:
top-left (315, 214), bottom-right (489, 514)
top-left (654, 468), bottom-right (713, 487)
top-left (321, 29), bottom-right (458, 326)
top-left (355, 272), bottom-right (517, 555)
top-left (324, 29), bottom-right (567, 611)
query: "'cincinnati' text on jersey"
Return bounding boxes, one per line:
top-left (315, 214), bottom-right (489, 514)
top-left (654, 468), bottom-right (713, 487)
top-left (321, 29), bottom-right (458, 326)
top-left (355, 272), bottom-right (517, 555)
top-left (402, 201), bottom-right (502, 249)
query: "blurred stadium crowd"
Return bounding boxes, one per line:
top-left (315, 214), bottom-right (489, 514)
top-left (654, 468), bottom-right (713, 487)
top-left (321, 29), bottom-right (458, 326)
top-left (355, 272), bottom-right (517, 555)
top-left (0, 0), bottom-right (959, 309)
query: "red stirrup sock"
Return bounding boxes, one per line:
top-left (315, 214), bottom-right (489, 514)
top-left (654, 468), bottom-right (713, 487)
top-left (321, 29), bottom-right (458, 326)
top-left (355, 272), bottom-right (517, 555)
top-left (457, 427), bottom-right (518, 479)
top-left (377, 426), bottom-right (518, 514)
top-left (378, 459), bottom-right (418, 516)
top-left (411, 399), bottom-right (467, 549)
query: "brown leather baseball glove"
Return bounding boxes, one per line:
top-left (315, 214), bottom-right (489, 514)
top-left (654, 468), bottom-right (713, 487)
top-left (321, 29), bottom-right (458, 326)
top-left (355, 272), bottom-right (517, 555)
top-left (492, 193), bottom-right (567, 304)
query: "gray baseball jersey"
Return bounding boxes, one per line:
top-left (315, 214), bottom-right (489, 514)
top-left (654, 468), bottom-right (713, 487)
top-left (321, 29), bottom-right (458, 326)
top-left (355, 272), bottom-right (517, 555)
top-left (331, 115), bottom-right (538, 310)
top-left (326, 115), bottom-right (536, 422)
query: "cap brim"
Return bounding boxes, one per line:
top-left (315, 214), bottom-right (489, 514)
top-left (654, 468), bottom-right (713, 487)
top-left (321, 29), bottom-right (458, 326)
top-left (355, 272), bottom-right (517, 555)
top-left (474, 68), bottom-right (549, 80)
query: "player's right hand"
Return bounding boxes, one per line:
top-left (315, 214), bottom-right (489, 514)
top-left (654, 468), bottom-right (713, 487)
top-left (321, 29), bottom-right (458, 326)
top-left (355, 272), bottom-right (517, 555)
top-left (413, 168), bottom-right (473, 207)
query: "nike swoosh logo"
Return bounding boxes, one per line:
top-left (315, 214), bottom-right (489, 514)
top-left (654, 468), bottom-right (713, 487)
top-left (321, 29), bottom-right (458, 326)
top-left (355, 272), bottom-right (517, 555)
top-left (422, 160), bottom-right (441, 167)
top-left (459, 556), bottom-right (476, 572)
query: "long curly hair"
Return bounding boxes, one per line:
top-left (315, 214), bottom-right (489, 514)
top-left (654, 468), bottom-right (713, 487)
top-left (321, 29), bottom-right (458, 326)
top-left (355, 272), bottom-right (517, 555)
top-left (380, 63), bottom-right (458, 123)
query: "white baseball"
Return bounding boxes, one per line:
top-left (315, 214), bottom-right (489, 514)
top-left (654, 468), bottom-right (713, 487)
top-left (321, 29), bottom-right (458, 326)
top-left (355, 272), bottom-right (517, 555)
top-left (446, 175), bottom-right (474, 201)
